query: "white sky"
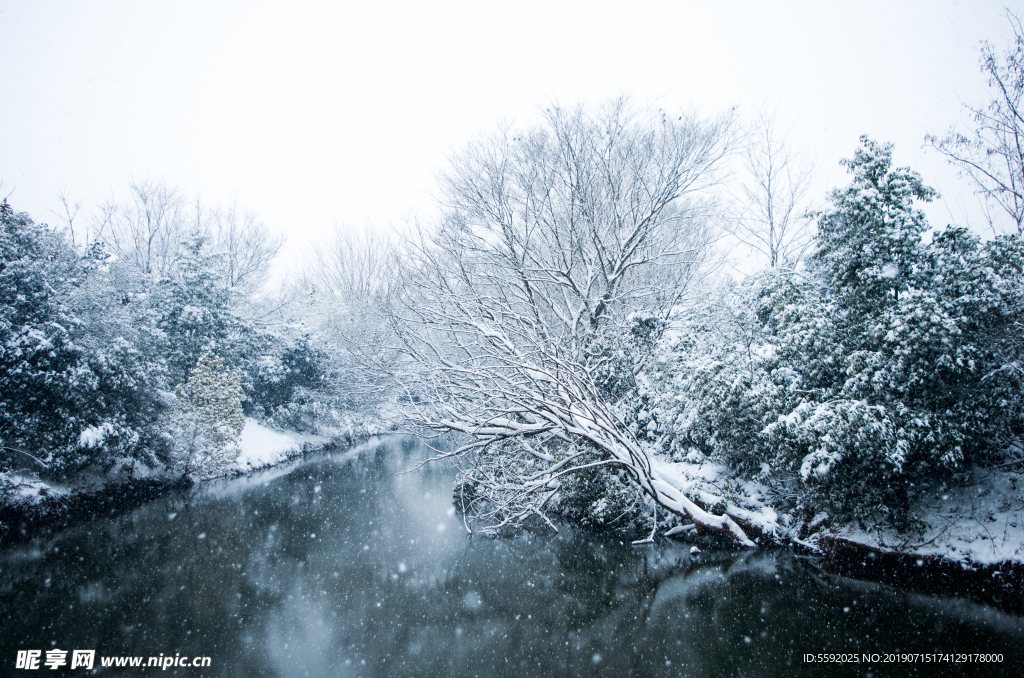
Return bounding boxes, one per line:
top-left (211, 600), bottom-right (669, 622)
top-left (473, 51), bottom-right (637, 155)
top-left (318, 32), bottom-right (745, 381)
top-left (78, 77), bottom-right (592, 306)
top-left (1, 0), bottom-right (1021, 279)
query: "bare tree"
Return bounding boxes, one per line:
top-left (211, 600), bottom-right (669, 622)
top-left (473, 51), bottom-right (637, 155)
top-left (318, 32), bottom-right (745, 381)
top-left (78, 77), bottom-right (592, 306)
top-left (726, 108), bottom-right (815, 268)
top-left (208, 199), bottom-right (285, 293)
top-left (308, 222), bottom-right (397, 303)
top-left (390, 100), bottom-right (756, 545)
top-left (926, 10), bottom-right (1024, 235)
top-left (96, 179), bottom-right (187, 277)
top-left (50, 186), bottom-right (85, 248)
top-left (95, 181), bottom-right (283, 293)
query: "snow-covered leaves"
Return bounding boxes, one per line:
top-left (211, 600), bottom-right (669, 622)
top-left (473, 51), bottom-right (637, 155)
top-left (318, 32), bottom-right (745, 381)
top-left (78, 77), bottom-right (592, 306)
top-left (813, 136), bottom-right (935, 311)
top-left (171, 352), bottom-right (245, 479)
top-left (0, 205), bottom-right (125, 477)
top-left (642, 138), bottom-right (1024, 530)
top-left (1, 199), bottom-right (337, 487)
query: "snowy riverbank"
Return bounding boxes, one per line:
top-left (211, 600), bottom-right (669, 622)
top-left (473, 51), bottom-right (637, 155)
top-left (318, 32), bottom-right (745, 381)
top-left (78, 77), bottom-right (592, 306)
top-left (682, 461), bottom-right (1022, 560)
top-left (0, 416), bottom-right (394, 545)
top-left (642, 452), bottom-right (1024, 613)
top-left (641, 441), bottom-right (1024, 567)
top-left (4, 423), bottom-right (1022, 610)
top-left (4, 416), bottom-right (392, 505)
top-left (812, 465), bottom-right (1024, 567)
top-left (232, 418), bottom-right (337, 474)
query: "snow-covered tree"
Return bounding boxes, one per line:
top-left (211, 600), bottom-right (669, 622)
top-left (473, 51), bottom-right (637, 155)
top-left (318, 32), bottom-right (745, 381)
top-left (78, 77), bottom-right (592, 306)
top-left (296, 222), bottom-right (403, 421)
top-left (155, 230), bottom-right (245, 385)
top-left (96, 180), bottom-right (283, 290)
top-left (392, 100), bottom-right (757, 544)
top-left (813, 136), bottom-right (935, 310)
top-left (172, 352), bottom-right (245, 478)
top-left (659, 138), bottom-right (1024, 528)
top-left (643, 274), bottom-right (797, 476)
top-left (206, 199), bottom-right (284, 294)
top-left (0, 202), bottom-right (167, 478)
top-left (0, 190), bottom-right (327, 487)
top-left (0, 200), bottom-right (87, 475)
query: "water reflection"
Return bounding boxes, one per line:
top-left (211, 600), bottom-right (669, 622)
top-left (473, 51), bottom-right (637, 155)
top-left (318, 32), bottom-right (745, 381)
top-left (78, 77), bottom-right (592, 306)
top-left (1, 436), bottom-right (1022, 677)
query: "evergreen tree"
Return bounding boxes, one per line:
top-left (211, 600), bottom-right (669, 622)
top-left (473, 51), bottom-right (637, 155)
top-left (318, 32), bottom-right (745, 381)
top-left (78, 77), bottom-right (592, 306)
top-left (769, 138), bottom-right (1024, 525)
top-left (1, 202), bottom-right (169, 477)
top-left (156, 230), bottom-right (245, 385)
top-left (173, 352), bottom-right (245, 478)
top-left (0, 201), bottom-right (86, 475)
top-left (650, 138), bottom-right (1024, 529)
top-left (812, 136), bottom-right (935, 310)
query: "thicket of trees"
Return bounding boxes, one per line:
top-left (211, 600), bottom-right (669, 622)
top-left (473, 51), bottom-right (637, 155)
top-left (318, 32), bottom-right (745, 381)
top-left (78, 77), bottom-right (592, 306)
top-left (0, 184), bottom-right (337, 487)
top-left (382, 15), bottom-right (1024, 542)
top-left (383, 116), bottom-right (1023, 544)
top-left (648, 138), bottom-right (1024, 532)
top-left (3, 17), bottom-right (1024, 549)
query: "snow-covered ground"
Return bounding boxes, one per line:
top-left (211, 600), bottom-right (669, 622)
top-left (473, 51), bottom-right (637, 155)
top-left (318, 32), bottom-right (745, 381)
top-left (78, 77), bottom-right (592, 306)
top-left (233, 418), bottom-right (334, 473)
top-left (2, 418), bottom-right (349, 507)
top-left (651, 450), bottom-right (1024, 567)
top-left (819, 466), bottom-right (1024, 566)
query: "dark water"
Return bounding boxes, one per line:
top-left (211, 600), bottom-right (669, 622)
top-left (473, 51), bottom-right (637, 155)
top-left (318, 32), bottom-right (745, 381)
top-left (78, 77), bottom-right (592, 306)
top-left (1, 436), bottom-right (1022, 677)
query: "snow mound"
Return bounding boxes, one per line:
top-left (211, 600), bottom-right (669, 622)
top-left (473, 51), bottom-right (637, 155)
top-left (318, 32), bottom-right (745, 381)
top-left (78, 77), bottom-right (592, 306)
top-left (234, 418), bottom-right (330, 472)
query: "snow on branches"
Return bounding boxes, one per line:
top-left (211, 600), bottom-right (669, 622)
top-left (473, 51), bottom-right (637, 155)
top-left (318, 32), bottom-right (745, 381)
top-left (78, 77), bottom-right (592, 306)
top-left (390, 100), bottom-right (757, 545)
top-left (171, 352), bottom-right (245, 479)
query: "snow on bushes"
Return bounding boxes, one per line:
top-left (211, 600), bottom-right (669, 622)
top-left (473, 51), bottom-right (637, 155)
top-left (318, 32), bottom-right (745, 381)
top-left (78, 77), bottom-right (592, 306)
top-left (638, 138), bottom-right (1024, 531)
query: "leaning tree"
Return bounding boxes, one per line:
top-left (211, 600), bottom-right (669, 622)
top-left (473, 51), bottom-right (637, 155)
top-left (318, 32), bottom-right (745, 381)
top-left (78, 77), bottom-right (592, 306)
top-left (389, 99), bottom-right (758, 545)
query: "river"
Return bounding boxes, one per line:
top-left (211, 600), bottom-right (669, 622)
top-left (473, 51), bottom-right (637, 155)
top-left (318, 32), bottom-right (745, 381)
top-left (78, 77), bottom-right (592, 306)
top-left (1, 436), bottom-right (1022, 676)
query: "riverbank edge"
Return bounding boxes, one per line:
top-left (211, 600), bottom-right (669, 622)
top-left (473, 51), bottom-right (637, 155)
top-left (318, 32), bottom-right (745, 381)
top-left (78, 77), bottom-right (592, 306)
top-left (660, 518), bottom-right (1024, 615)
top-left (790, 535), bottom-right (1024, 615)
top-left (0, 430), bottom-right (371, 548)
top-left (0, 475), bottom-right (193, 545)
top-left (3, 437), bottom-right (1021, 617)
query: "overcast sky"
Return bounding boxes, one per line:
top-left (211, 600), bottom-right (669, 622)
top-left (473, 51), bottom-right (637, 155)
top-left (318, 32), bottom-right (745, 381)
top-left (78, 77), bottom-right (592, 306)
top-left (1, 0), bottom-right (1020, 279)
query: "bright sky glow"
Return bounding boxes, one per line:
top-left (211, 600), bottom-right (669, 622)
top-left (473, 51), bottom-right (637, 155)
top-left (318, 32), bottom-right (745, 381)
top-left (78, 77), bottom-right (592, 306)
top-left (1, 0), bottom-right (1020, 279)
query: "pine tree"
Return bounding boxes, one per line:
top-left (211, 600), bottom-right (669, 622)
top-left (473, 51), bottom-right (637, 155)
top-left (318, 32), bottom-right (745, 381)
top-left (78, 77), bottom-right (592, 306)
top-left (173, 352), bottom-right (245, 478)
top-left (813, 136), bottom-right (936, 310)
top-left (157, 230), bottom-right (243, 385)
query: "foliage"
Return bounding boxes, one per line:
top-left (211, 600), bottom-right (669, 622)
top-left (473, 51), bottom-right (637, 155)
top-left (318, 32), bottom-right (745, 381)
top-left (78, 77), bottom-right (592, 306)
top-left (172, 352), bottom-right (245, 478)
top-left (246, 336), bottom-right (328, 418)
top-left (812, 137), bottom-right (935, 310)
top-left (266, 388), bottom-right (340, 435)
top-left (0, 203), bottom-right (166, 478)
top-left (650, 138), bottom-right (1024, 529)
top-left (155, 230), bottom-right (246, 384)
top-left (587, 312), bottom-right (667, 404)
top-left (556, 462), bottom-right (654, 539)
top-left (451, 438), bottom-right (654, 539)
top-left (0, 194), bottom-right (334, 487)
top-left (0, 202), bottom-right (88, 475)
